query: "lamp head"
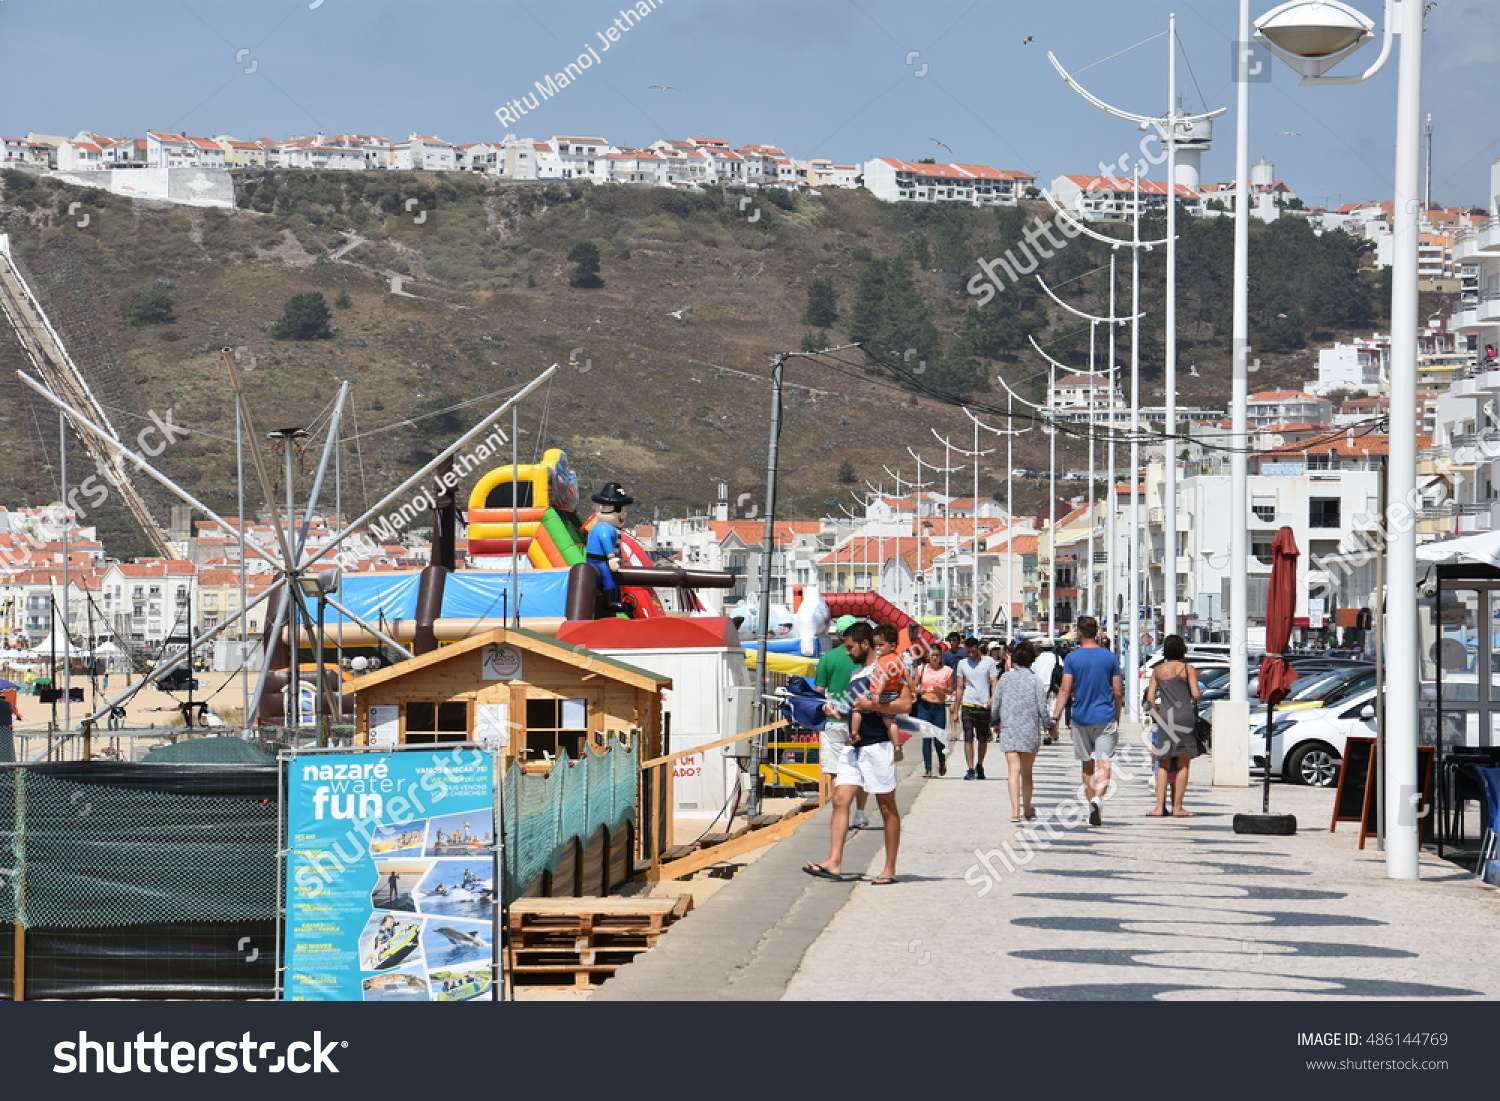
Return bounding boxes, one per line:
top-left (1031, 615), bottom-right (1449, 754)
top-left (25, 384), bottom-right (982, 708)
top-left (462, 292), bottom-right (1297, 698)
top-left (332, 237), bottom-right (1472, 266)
top-left (1253, 0), bottom-right (1374, 79)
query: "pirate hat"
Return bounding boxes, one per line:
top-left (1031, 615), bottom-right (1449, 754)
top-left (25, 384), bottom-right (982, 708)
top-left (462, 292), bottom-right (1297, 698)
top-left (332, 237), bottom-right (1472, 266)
top-left (590, 482), bottom-right (635, 507)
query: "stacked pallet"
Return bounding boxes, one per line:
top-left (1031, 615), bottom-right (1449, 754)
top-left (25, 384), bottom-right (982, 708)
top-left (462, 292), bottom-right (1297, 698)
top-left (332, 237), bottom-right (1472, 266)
top-left (507, 895), bottom-right (694, 988)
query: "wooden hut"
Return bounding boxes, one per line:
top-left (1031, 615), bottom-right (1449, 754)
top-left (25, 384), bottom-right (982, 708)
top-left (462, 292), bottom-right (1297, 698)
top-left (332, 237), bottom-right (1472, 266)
top-left (349, 626), bottom-right (670, 761)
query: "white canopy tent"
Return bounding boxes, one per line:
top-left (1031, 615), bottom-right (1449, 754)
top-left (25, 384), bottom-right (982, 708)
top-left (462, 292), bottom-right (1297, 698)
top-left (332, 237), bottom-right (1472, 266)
top-left (1416, 530), bottom-right (1500, 570)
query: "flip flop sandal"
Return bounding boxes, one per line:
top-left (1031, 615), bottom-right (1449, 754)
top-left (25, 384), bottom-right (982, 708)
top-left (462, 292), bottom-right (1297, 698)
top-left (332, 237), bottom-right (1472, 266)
top-left (871, 876), bottom-right (898, 885)
top-left (802, 862), bottom-right (843, 881)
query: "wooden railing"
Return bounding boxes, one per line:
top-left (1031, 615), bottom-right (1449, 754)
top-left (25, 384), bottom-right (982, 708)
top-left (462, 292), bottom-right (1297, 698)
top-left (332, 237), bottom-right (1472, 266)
top-left (637, 719), bottom-right (797, 880)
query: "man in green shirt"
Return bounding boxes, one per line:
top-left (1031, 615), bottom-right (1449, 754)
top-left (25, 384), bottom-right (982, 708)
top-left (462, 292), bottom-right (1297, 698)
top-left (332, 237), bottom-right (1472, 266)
top-left (815, 616), bottom-right (870, 828)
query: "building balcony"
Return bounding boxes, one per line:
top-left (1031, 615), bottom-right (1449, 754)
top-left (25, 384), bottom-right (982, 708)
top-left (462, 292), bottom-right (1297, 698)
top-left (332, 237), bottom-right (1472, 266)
top-left (1455, 218), bottom-right (1500, 261)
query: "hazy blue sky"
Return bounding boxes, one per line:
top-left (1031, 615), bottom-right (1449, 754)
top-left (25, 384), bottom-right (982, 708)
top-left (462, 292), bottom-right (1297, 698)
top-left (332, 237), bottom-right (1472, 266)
top-left (4, 0), bottom-right (1497, 209)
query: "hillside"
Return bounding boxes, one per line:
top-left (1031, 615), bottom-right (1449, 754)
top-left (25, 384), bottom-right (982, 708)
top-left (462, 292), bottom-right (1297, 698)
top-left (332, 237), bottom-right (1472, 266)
top-left (0, 170), bottom-right (1397, 557)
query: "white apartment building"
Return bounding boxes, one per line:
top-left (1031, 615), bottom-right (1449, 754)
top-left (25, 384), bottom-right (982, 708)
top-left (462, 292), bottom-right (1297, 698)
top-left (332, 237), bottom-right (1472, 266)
top-left (1150, 466), bottom-right (1381, 641)
top-left (99, 560), bottom-right (197, 647)
top-left (281, 139), bottom-right (366, 171)
top-left (605, 150), bottom-right (668, 186)
top-left (1049, 174), bottom-right (1204, 221)
top-left (864, 158), bottom-right (1034, 206)
top-left (390, 134), bottom-right (456, 172)
top-left (540, 136), bottom-right (613, 182)
top-left (1247, 389), bottom-right (1333, 428)
top-left (1309, 340), bottom-right (1387, 396)
top-left (457, 142), bottom-right (505, 173)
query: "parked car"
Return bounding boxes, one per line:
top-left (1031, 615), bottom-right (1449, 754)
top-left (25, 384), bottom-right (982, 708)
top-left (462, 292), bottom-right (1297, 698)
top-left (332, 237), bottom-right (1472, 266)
top-left (1250, 665), bottom-right (1375, 718)
top-left (1249, 686), bottom-right (1378, 787)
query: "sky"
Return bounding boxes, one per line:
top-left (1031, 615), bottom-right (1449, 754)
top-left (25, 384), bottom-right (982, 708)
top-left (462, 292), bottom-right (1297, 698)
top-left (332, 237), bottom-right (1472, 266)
top-left (3, 0), bottom-right (1498, 210)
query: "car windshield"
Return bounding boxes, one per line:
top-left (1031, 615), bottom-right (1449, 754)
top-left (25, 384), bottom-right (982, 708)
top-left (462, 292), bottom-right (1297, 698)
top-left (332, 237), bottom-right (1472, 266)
top-left (1197, 667), bottom-right (1232, 689)
top-left (1285, 670), bottom-right (1348, 701)
top-left (1321, 671), bottom-right (1375, 706)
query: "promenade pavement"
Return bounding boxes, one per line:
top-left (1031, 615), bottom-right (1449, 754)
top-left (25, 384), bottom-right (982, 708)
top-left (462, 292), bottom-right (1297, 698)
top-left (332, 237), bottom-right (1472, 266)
top-left (599, 723), bottom-right (1500, 1001)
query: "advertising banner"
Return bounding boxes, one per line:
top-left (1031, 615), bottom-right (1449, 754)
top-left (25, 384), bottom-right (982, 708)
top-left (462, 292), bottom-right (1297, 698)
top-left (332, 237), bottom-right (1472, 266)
top-left (283, 744), bottom-right (499, 1002)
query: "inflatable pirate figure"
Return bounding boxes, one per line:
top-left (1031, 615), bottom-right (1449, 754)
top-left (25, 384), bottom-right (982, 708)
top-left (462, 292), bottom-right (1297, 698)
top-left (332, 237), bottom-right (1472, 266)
top-left (587, 481), bottom-right (635, 618)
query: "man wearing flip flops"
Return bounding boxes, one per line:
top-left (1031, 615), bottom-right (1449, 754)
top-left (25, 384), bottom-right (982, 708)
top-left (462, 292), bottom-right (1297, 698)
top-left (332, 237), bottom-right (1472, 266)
top-left (803, 623), bottom-right (913, 886)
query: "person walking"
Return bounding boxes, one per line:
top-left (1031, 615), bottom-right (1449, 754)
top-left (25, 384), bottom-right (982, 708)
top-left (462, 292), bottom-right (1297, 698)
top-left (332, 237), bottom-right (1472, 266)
top-left (954, 637), bottom-right (999, 780)
top-left (941, 632), bottom-right (965, 672)
top-left (1051, 616), bottom-right (1123, 826)
top-left (815, 617), bottom-right (872, 829)
top-left (1143, 634), bottom-right (1203, 817)
top-left (993, 640), bottom-right (1052, 823)
top-left (1032, 639), bottom-right (1060, 744)
top-left (911, 644), bottom-right (954, 778)
top-left (804, 622), bottom-right (911, 885)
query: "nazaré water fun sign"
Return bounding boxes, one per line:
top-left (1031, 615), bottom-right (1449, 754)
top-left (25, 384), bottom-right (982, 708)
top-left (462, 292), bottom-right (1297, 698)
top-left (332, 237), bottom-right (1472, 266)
top-left (283, 744), bottom-right (499, 1002)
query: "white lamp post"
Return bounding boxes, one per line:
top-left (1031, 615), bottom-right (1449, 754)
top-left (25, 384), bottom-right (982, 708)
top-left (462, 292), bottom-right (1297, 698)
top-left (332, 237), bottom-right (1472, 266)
top-left (1254, 0), bottom-right (1423, 879)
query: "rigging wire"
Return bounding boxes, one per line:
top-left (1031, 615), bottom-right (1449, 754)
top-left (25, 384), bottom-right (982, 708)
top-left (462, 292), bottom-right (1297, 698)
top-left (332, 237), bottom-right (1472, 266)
top-left (1072, 30), bottom-right (1169, 76)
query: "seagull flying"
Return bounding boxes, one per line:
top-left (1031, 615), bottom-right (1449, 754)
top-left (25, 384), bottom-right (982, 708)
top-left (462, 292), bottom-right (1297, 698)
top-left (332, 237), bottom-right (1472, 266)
top-left (668, 306), bottom-right (691, 320)
top-left (648, 85), bottom-right (679, 92)
top-left (1277, 131), bottom-right (1301, 137)
top-left (930, 138), bottom-right (953, 155)
top-left (1023, 35), bottom-right (1035, 44)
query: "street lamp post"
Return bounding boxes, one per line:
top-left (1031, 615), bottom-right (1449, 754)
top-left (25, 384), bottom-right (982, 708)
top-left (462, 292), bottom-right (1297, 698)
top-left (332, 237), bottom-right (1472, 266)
top-left (1252, 0), bottom-right (1423, 880)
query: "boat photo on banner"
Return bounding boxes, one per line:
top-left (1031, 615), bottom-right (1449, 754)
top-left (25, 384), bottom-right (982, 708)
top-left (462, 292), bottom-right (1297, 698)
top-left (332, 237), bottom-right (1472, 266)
top-left (281, 743), bottom-right (500, 1001)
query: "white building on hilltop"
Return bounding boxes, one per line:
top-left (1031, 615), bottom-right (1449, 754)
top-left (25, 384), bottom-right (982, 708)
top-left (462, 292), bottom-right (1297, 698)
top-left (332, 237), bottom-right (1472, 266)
top-left (864, 158), bottom-right (1034, 206)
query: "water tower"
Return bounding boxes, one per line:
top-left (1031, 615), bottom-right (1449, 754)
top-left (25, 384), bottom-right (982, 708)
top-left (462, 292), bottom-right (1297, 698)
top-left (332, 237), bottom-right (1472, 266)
top-left (1251, 156), bottom-right (1276, 189)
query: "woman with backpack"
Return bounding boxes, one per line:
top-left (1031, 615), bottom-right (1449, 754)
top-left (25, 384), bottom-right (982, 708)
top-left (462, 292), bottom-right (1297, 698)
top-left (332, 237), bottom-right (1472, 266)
top-left (1142, 634), bottom-right (1203, 817)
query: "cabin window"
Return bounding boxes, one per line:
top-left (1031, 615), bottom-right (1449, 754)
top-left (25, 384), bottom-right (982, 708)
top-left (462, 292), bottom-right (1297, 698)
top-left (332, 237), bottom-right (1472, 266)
top-left (405, 700), bottom-right (469, 744)
top-left (525, 697), bottom-right (589, 760)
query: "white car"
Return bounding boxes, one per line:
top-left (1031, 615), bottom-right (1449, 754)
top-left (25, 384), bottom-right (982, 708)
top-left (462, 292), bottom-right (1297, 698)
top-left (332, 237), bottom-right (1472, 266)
top-left (1249, 687), bottom-right (1377, 787)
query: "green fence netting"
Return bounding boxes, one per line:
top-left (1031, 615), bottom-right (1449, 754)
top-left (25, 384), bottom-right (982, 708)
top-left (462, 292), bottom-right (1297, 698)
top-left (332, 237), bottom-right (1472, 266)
top-left (503, 740), bottom-right (636, 898)
top-left (0, 740), bottom-right (637, 932)
top-left (1, 770), bottom-right (278, 928)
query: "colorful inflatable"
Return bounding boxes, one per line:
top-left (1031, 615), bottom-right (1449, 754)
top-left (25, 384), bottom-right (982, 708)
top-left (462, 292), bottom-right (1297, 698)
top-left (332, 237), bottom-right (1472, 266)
top-left (466, 449), bottom-right (668, 618)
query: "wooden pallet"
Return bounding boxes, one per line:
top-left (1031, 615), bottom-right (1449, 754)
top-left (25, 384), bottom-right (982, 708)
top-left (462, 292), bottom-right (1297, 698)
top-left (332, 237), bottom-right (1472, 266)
top-left (507, 896), bottom-right (693, 987)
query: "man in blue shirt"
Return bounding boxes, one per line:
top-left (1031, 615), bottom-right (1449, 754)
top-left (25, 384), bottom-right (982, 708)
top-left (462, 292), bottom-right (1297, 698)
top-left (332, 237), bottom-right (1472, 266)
top-left (586, 482), bottom-right (633, 617)
top-left (1052, 615), bottom-right (1123, 826)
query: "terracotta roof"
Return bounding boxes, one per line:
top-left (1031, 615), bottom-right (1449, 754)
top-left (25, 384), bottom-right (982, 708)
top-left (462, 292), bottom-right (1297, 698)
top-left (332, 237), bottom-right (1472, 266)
top-left (1250, 389), bottom-right (1320, 402)
top-left (1061, 174), bottom-right (1199, 200)
top-left (708, 520), bottom-right (817, 546)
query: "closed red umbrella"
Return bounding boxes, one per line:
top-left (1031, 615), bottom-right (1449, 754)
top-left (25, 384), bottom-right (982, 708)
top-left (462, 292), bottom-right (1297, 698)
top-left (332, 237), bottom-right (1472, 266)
top-left (1246, 525), bottom-right (1300, 825)
top-left (1258, 526), bottom-right (1301, 708)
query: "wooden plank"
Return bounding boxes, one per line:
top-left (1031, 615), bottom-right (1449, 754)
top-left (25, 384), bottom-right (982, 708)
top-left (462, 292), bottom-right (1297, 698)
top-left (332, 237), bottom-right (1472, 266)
top-left (640, 720), bottom-right (788, 769)
top-left (646, 808), bottom-right (817, 881)
top-left (510, 897), bottom-right (686, 916)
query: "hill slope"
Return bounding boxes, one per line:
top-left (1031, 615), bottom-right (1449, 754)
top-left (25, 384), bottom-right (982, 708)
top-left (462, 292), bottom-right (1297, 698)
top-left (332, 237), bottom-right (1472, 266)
top-left (0, 170), bottom-right (1393, 556)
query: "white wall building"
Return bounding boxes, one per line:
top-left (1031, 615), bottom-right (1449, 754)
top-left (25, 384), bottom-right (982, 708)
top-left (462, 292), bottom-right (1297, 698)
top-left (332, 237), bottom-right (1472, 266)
top-left (864, 158), bottom-right (1033, 206)
top-left (390, 134), bottom-right (456, 172)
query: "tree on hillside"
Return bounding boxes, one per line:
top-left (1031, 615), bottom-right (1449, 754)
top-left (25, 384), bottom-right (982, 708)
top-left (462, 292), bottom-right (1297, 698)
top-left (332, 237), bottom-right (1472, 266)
top-left (568, 240), bottom-right (603, 288)
top-left (804, 277), bottom-right (838, 328)
top-left (838, 460), bottom-right (857, 484)
top-left (847, 257), bottom-right (940, 370)
top-left (272, 291), bottom-right (334, 340)
top-left (120, 288), bottom-right (176, 327)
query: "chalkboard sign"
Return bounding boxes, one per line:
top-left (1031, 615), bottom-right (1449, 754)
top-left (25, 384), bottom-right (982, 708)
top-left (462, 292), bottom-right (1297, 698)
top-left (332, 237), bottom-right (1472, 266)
top-left (1331, 737), bottom-right (1375, 830)
top-left (1363, 744), bottom-right (1435, 848)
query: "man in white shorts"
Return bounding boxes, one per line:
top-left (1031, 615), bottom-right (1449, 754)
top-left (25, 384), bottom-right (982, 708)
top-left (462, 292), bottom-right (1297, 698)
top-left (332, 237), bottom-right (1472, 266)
top-left (803, 623), bottom-right (913, 885)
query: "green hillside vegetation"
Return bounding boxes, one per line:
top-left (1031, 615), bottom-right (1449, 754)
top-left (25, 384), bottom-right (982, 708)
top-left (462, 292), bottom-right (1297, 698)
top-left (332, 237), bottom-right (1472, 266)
top-left (0, 169), bottom-right (1395, 558)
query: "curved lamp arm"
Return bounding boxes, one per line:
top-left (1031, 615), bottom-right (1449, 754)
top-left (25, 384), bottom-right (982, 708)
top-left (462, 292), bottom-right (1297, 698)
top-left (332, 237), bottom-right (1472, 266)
top-left (1035, 274), bottom-right (1145, 324)
top-left (1041, 188), bottom-right (1171, 249)
top-left (964, 407), bottom-right (1034, 438)
top-left (1027, 333), bottom-right (1119, 378)
top-left (1047, 51), bottom-right (1226, 127)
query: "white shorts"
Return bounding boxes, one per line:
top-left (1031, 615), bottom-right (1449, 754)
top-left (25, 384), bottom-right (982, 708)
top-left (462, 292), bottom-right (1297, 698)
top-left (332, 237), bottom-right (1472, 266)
top-left (821, 722), bottom-right (850, 776)
top-left (834, 740), bottom-right (898, 795)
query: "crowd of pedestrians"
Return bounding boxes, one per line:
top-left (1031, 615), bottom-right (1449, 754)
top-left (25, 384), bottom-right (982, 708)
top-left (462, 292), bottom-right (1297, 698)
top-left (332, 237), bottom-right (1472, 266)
top-left (799, 617), bottom-right (1206, 886)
